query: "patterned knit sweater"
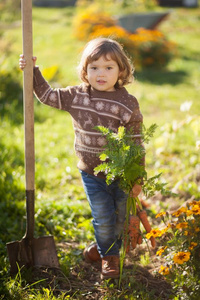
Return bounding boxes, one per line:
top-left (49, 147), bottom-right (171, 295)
top-left (33, 67), bottom-right (144, 178)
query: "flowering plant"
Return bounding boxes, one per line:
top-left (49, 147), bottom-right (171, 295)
top-left (129, 28), bottom-right (176, 69)
top-left (147, 200), bottom-right (200, 299)
top-left (73, 9), bottom-right (116, 41)
top-left (73, 9), bottom-right (176, 69)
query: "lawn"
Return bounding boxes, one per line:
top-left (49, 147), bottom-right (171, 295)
top-left (0, 2), bottom-right (200, 299)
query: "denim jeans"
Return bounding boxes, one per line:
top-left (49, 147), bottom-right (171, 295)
top-left (80, 170), bottom-right (127, 257)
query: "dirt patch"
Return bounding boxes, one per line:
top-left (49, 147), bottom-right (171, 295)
top-left (30, 241), bottom-right (173, 299)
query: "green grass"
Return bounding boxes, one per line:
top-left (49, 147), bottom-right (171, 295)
top-left (0, 3), bottom-right (200, 299)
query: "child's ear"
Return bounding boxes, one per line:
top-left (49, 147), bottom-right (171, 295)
top-left (118, 71), bottom-right (123, 78)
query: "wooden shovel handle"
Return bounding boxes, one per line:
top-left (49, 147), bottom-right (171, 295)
top-left (21, 0), bottom-right (35, 239)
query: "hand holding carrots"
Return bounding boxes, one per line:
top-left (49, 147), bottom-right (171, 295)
top-left (130, 184), bottom-right (142, 198)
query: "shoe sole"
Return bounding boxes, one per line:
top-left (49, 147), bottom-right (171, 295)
top-left (100, 274), bottom-right (119, 280)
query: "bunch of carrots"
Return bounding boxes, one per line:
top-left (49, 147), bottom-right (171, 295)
top-left (124, 209), bottom-right (156, 253)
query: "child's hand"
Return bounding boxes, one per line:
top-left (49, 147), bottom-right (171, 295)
top-left (131, 184), bottom-right (142, 198)
top-left (19, 54), bottom-right (37, 70)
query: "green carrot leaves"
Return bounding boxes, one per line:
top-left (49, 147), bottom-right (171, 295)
top-left (94, 124), bottom-right (174, 199)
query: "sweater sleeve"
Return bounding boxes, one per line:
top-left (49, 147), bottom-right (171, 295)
top-left (125, 99), bottom-right (143, 139)
top-left (125, 97), bottom-right (145, 182)
top-left (33, 66), bottom-right (75, 111)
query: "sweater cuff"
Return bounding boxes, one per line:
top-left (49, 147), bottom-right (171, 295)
top-left (33, 66), bottom-right (46, 87)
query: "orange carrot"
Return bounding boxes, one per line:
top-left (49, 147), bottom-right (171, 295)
top-left (138, 210), bottom-right (156, 248)
top-left (128, 215), bottom-right (141, 249)
top-left (137, 234), bottom-right (142, 245)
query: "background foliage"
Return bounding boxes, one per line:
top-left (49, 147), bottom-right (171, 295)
top-left (73, 6), bottom-right (176, 68)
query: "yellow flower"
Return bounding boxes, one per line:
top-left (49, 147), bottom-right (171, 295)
top-left (189, 242), bottom-right (198, 250)
top-left (156, 246), bottom-right (167, 256)
top-left (156, 212), bottom-right (166, 218)
top-left (159, 265), bottom-right (170, 276)
top-left (176, 222), bottom-right (188, 229)
top-left (195, 227), bottom-right (200, 232)
top-left (146, 228), bottom-right (163, 239)
top-left (186, 210), bottom-right (193, 216)
top-left (173, 252), bottom-right (191, 264)
top-left (172, 207), bottom-right (187, 217)
top-left (189, 200), bottom-right (199, 207)
top-left (191, 205), bottom-right (200, 215)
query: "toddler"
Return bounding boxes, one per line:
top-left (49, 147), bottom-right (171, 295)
top-left (19, 37), bottom-right (144, 279)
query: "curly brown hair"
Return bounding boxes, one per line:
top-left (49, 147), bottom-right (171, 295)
top-left (77, 37), bottom-right (134, 89)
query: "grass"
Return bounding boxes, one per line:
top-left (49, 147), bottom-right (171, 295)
top-left (0, 3), bottom-right (200, 299)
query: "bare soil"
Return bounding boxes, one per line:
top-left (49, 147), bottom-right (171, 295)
top-left (31, 241), bottom-right (173, 299)
top-left (30, 196), bottom-right (183, 299)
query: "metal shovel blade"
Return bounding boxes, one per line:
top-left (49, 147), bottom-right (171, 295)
top-left (7, 236), bottom-right (59, 274)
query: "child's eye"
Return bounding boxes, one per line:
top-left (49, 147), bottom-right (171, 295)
top-left (107, 67), bottom-right (112, 70)
top-left (91, 67), bottom-right (97, 70)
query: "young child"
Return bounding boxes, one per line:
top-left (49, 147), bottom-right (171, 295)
top-left (19, 37), bottom-right (144, 280)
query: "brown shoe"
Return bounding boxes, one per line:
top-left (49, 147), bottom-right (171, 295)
top-left (101, 255), bottom-right (120, 279)
top-left (83, 242), bottom-right (101, 263)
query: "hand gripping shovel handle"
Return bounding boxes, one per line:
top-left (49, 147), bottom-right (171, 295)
top-left (21, 0), bottom-right (35, 240)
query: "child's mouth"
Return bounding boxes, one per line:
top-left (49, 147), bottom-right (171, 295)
top-left (97, 80), bottom-right (106, 84)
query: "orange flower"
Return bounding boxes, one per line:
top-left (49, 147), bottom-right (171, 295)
top-left (156, 212), bottom-right (166, 218)
top-left (189, 242), bottom-right (197, 250)
top-left (146, 228), bottom-right (163, 239)
top-left (176, 222), bottom-right (188, 229)
top-left (191, 205), bottom-right (200, 215)
top-left (156, 246), bottom-right (167, 256)
top-left (173, 252), bottom-right (191, 264)
top-left (172, 207), bottom-right (187, 217)
top-left (159, 265), bottom-right (171, 275)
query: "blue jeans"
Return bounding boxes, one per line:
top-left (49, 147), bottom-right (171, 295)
top-left (80, 170), bottom-right (127, 257)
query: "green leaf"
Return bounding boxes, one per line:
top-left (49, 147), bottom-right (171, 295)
top-left (99, 153), bottom-right (108, 161)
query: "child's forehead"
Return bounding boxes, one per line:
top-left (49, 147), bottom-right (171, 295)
top-left (89, 54), bottom-right (116, 64)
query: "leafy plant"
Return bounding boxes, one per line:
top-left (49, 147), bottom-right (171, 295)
top-left (94, 124), bottom-right (173, 213)
top-left (148, 200), bottom-right (200, 299)
top-left (0, 68), bottom-right (23, 125)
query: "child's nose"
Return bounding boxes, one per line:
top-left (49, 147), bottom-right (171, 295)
top-left (98, 69), bottom-right (104, 76)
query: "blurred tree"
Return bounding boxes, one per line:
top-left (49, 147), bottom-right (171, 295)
top-left (0, 0), bottom-right (21, 21)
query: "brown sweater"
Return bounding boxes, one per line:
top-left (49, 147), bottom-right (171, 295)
top-left (33, 67), bottom-right (144, 178)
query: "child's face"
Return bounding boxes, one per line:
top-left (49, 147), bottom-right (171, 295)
top-left (86, 55), bottom-right (120, 92)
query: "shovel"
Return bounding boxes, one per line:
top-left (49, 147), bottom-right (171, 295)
top-left (7, 0), bottom-right (59, 274)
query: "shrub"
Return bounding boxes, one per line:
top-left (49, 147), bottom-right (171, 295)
top-left (129, 28), bottom-right (176, 69)
top-left (73, 9), bottom-right (176, 69)
top-left (0, 68), bottom-right (23, 125)
top-left (0, 0), bottom-right (21, 22)
top-left (73, 8), bottom-right (117, 41)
